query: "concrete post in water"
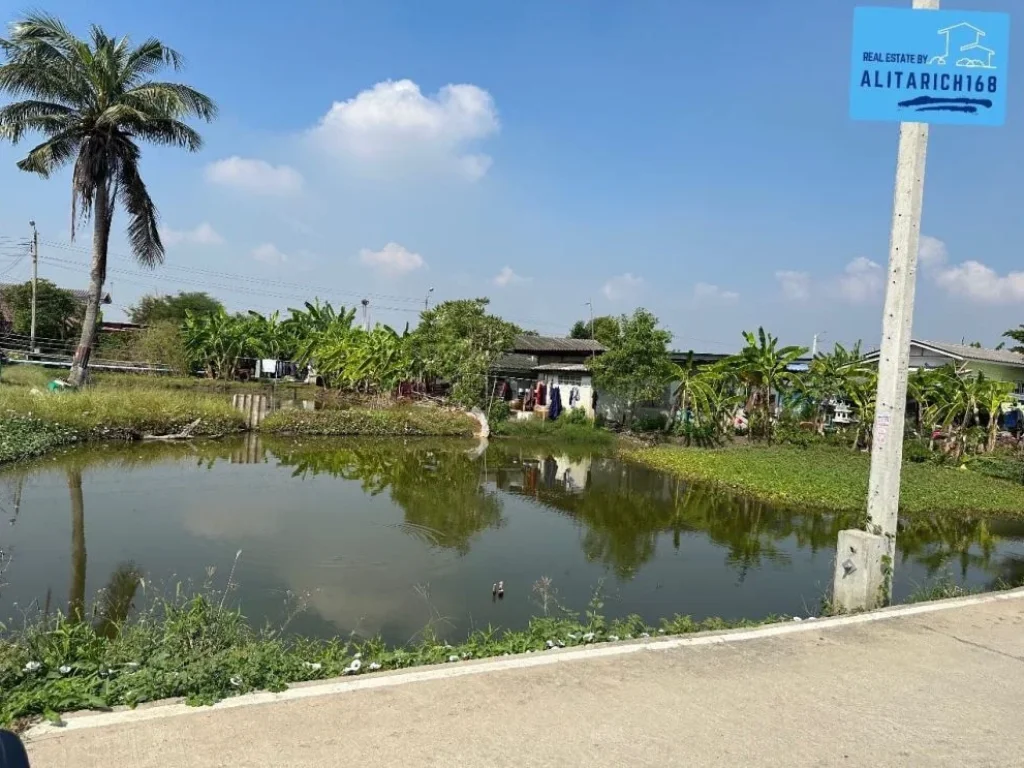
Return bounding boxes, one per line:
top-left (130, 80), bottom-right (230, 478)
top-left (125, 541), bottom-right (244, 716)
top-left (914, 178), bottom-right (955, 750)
top-left (232, 393), bottom-right (269, 430)
top-left (833, 0), bottom-right (937, 613)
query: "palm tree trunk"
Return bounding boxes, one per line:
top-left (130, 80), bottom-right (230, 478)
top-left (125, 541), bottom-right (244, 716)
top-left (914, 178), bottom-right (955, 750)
top-left (68, 468), bottom-right (87, 622)
top-left (68, 185), bottom-right (113, 387)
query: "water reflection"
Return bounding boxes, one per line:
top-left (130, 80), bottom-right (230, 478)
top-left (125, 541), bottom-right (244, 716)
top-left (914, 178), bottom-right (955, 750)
top-left (271, 441), bottom-right (505, 554)
top-left (2, 437), bottom-right (1023, 643)
top-left (68, 468), bottom-right (86, 622)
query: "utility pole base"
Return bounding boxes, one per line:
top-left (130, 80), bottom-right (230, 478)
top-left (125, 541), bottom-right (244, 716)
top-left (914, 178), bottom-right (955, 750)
top-left (832, 529), bottom-right (893, 613)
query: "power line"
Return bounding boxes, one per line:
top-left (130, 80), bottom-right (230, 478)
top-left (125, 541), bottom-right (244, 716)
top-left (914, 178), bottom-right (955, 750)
top-left (39, 239), bottom-right (428, 306)
top-left (0, 254), bottom-right (27, 278)
top-left (16, 235), bottom-right (590, 335)
top-left (39, 257), bottom-right (427, 315)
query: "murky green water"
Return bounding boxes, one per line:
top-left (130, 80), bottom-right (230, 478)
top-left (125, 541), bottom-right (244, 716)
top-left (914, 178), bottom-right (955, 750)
top-left (1, 437), bottom-right (1022, 644)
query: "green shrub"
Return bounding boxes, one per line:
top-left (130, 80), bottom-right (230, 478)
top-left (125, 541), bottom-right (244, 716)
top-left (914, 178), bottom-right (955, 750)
top-left (673, 420), bottom-right (724, 448)
top-left (965, 454), bottom-right (1024, 484)
top-left (775, 422), bottom-right (815, 449)
top-left (491, 413), bottom-right (613, 444)
top-left (559, 408), bottom-right (592, 427)
top-left (631, 413), bottom-right (667, 433)
top-left (903, 440), bottom-right (933, 464)
top-left (261, 407), bottom-right (476, 437)
top-left (487, 400), bottom-right (511, 424)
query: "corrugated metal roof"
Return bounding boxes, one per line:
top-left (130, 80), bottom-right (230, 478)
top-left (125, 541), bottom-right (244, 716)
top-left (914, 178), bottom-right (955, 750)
top-left (490, 353), bottom-right (537, 373)
top-left (865, 339), bottom-right (1024, 369)
top-left (534, 363), bottom-right (590, 372)
top-left (512, 335), bottom-right (605, 353)
top-left (918, 340), bottom-right (1024, 368)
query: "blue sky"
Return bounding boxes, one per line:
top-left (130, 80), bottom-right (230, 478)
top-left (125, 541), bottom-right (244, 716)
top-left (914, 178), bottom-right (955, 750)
top-left (1, 0), bottom-right (1022, 352)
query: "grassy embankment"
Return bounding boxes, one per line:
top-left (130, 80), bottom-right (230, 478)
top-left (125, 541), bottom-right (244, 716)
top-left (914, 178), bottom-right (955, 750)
top-left (0, 365), bottom-right (478, 464)
top-left (490, 418), bottom-right (614, 445)
top-left (259, 408), bottom-right (476, 437)
top-left (0, 366), bottom-right (243, 464)
top-left (626, 444), bottom-right (1024, 517)
top-left (0, 580), bottom-right (772, 727)
top-left (2, 568), bottom-right (1010, 728)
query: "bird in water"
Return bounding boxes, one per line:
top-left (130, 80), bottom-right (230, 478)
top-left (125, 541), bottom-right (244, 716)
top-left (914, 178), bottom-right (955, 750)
top-left (497, 581), bottom-right (505, 599)
top-left (492, 582), bottom-right (498, 598)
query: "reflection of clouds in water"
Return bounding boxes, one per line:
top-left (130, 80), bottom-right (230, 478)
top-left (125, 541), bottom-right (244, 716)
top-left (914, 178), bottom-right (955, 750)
top-left (285, 557), bottom-right (464, 639)
top-left (181, 489), bottom-right (288, 540)
top-left (179, 476), bottom-right (465, 636)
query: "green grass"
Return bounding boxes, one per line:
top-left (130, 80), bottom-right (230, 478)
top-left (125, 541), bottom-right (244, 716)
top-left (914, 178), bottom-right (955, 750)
top-left (491, 417), bottom-right (615, 445)
top-left (261, 406), bottom-right (478, 437)
top-left (0, 364), bottom-right (53, 389)
top-left (0, 384), bottom-right (244, 465)
top-left (91, 372), bottom-right (319, 396)
top-left (5, 568), bottom-right (1017, 727)
top-left (625, 444), bottom-right (1024, 516)
top-left (0, 582), bottom-right (778, 727)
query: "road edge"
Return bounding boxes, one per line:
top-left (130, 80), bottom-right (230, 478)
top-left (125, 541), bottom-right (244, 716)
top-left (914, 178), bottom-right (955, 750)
top-left (26, 586), bottom-right (1024, 740)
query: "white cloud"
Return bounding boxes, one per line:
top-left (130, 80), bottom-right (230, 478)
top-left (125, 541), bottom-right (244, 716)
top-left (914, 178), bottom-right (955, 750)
top-left (918, 235), bottom-right (948, 269)
top-left (775, 270), bottom-right (812, 302)
top-left (933, 260), bottom-right (1024, 303)
top-left (774, 259), bottom-right (883, 304)
top-left (359, 242), bottom-right (425, 277)
top-left (310, 79), bottom-right (499, 181)
top-left (837, 257), bottom-right (885, 304)
top-left (160, 222), bottom-right (224, 246)
top-left (205, 157), bottom-right (304, 195)
top-left (493, 266), bottom-right (527, 287)
top-left (693, 282), bottom-right (739, 303)
top-left (914, 235), bottom-right (1024, 303)
top-left (251, 243), bottom-right (289, 265)
top-left (602, 273), bottom-right (643, 302)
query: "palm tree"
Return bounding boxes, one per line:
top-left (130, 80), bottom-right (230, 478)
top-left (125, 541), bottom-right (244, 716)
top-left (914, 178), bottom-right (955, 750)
top-left (0, 15), bottom-right (216, 385)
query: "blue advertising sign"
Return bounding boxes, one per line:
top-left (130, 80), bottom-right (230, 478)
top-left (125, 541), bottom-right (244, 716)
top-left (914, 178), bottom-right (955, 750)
top-left (850, 7), bottom-right (1010, 126)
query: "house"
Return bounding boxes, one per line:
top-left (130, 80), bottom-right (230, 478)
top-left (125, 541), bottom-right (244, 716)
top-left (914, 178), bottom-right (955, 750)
top-left (930, 22), bottom-right (990, 66)
top-left (862, 340), bottom-right (1024, 400)
top-left (491, 335), bottom-right (605, 418)
top-left (958, 42), bottom-right (996, 69)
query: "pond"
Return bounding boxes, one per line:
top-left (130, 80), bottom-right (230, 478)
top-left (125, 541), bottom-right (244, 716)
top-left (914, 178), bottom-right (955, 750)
top-left (1, 436), bottom-right (1023, 645)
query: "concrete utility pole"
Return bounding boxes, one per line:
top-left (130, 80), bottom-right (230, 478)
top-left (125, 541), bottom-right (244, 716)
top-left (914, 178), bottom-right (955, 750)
top-left (425, 287), bottom-right (434, 310)
top-left (361, 298), bottom-right (370, 331)
top-left (585, 300), bottom-right (595, 359)
top-left (811, 332), bottom-right (826, 359)
top-left (29, 220), bottom-right (38, 356)
top-left (833, 0), bottom-right (937, 612)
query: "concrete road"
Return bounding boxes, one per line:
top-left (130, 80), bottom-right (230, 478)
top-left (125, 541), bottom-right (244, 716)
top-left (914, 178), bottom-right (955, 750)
top-left (25, 590), bottom-right (1024, 768)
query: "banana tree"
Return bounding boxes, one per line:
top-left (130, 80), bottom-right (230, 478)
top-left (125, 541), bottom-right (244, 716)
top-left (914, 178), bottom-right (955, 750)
top-left (667, 354), bottom-right (737, 442)
top-left (847, 370), bottom-right (878, 450)
top-left (731, 328), bottom-right (808, 443)
top-left (182, 308), bottom-right (245, 379)
top-left (804, 341), bottom-right (868, 433)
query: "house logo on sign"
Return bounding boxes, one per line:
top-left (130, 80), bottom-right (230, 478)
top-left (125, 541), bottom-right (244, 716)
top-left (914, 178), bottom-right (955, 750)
top-left (928, 22), bottom-right (997, 69)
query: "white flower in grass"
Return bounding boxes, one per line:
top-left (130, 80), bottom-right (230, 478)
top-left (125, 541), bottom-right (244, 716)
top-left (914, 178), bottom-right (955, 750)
top-left (23, 661), bottom-right (41, 673)
top-left (59, 665), bottom-right (72, 675)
